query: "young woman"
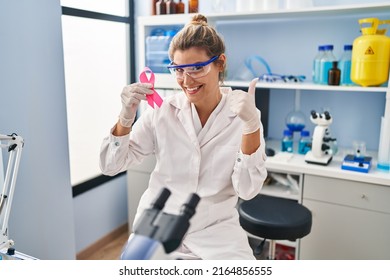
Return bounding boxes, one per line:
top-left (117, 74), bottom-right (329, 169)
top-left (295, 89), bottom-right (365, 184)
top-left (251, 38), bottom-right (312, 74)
top-left (100, 14), bottom-right (267, 260)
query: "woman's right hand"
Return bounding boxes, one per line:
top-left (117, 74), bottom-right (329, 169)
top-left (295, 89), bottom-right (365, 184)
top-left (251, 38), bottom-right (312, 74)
top-left (118, 82), bottom-right (154, 128)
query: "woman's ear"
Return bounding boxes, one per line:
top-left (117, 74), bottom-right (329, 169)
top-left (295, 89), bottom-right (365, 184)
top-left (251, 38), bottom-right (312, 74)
top-left (218, 53), bottom-right (227, 72)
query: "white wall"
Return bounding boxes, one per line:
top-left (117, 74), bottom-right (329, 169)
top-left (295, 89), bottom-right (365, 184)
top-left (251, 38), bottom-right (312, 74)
top-left (0, 0), bottom-right (76, 259)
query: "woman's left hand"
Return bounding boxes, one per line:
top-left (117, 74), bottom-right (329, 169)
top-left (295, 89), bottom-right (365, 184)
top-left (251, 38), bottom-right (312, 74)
top-left (229, 78), bottom-right (260, 134)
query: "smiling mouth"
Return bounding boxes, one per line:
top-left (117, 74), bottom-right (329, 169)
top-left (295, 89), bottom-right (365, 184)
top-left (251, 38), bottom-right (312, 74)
top-left (186, 85), bottom-right (202, 94)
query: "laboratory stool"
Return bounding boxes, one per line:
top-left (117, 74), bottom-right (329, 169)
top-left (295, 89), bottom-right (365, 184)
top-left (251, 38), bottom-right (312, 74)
top-left (238, 194), bottom-right (312, 260)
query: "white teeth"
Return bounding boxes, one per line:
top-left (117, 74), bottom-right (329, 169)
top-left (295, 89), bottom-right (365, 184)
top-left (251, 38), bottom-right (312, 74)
top-left (187, 86), bottom-right (199, 91)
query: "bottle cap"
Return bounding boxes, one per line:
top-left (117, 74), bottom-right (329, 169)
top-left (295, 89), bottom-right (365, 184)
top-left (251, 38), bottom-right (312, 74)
top-left (323, 45), bottom-right (334, 51)
top-left (300, 130), bottom-right (310, 137)
top-left (344, 45), bottom-right (352, 50)
top-left (283, 129), bottom-right (293, 137)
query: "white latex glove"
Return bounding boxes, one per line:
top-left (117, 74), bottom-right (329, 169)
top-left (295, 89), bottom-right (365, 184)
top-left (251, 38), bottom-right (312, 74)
top-left (229, 78), bottom-right (260, 135)
top-left (119, 82), bottom-right (154, 127)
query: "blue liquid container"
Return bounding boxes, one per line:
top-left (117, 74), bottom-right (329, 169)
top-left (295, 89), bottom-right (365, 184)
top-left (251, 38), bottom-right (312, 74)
top-left (312, 45), bottom-right (325, 84)
top-left (286, 123), bottom-right (305, 132)
top-left (298, 130), bottom-right (311, 155)
top-left (339, 44), bottom-right (353, 86)
top-left (281, 129), bottom-right (293, 153)
top-left (145, 28), bottom-right (180, 73)
top-left (319, 45), bottom-right (337, 84)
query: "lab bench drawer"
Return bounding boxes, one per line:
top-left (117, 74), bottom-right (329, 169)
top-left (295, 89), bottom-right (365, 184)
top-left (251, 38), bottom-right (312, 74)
top-left (303, 174), bottom-right (390, 214)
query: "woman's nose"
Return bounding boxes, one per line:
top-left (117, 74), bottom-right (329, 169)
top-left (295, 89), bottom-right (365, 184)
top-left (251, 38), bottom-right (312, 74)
top-left (183, 72), bottom-right (195, 84)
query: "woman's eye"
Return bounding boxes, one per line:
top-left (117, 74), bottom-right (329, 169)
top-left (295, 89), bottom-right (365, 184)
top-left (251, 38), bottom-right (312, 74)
top-left (175, 68), bottom-right (184, 73)
top-left (192, 66), bottom-right (203, 71)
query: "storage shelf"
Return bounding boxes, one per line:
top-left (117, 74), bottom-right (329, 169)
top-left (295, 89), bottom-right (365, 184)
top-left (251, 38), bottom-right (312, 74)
top-left (138, 3), bottom-right (390, 25)
top-left (225, 80), bottom-right (389, 93)
top-left (152, 73), bottom-right (388, 93)
top-left (206, 3), bottom-right (390, 23)
top-left (260, 183), bottom-right (300, 201)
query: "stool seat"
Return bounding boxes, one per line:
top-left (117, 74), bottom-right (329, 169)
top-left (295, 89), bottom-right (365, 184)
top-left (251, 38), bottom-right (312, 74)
top-left (238, 194), bottom-right (312, 241)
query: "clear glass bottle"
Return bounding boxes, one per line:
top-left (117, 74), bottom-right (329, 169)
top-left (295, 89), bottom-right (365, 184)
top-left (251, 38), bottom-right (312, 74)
top-left (176, 0), bottom-right (185, 14)
top-left (312, 45), bottom-right (324, 84)
top-left (328, 61), bottom-right (340, 85)
top-left (188, 0), bottom-right (198, 13)
top-left (281, 129), bottom-right (294, 153)
top-left (339, 44), bottom-right (353, 86)
top-left (319, 45), bottom-right (337, 85)
top-left (298, 130), bottom-right (311, 155)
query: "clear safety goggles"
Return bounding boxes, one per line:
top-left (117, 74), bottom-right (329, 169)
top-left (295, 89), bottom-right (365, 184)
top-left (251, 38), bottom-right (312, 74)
top-left (167, 56), bottom-right (219, 80)
top-left (259, 73), bottom-right (306, 83)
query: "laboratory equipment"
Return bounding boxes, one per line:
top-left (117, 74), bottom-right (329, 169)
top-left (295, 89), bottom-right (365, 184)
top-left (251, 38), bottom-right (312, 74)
top-left (351, 18), bottom-right (390, 87)
top-left (377, 116), bottom-right (390, 171)
top-left (156, 0), bottom-right (167, 15)
top-left (146, 27), bottom-right (179, 73)
top-left (341, 141), bottom-right (372, 173)
top-left (312, 45), bottom-right (325, 84)
top-left (0, 133), bottom-right (24, 252)
top-left (319, 45), bottom-right (337, 85)
top-left (285, 89), bottom-right (306, 132)
top-left (176, 0), bottom-right (185, 13)
top-left (304, 110), bottom-right (336, 165)
top-left (120, 187), bottom-right (200, 260)
top-left (298, 130), bottom-right (311, 155)
top-left (281, 129), bottom-right (293, 153)
top-left (151, 0), bottom-right (158, 15)
top-left (188, 0), bottom-right (198, 13)
top-left (339, 45), bottom-right (353, 86)
top-left (285, 110), bottom-right (306, 132)
top-left (328, 61), bottom-right (340, 85)
top-left (166, 0), bottom-right (176, 14)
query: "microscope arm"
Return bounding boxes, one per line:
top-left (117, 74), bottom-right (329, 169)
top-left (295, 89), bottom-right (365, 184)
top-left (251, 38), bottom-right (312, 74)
top-left (0, 134), bottom-right (24, 251)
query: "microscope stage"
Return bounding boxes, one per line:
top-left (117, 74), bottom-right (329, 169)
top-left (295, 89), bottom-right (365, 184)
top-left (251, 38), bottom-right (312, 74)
top-left (304, 151), bottom-right (333, 166)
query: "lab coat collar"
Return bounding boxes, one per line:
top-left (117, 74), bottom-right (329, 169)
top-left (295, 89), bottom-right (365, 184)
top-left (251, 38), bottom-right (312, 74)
top-left (168, 87), bottom-right (237, 148)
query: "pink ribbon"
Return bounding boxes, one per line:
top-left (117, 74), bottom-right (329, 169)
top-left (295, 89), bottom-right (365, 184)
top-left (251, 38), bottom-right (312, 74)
top-left (139, 67), bottom-right (163, 109)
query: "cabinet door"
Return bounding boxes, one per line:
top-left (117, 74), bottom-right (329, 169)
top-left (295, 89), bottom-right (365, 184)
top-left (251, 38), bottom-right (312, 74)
top-left (301, 199), bottom-right (390, 260)
top-left (126, 171), bottom-right (150, 232)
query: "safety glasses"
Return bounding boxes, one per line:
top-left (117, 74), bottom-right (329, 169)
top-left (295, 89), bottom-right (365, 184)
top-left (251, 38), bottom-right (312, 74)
top-left (259, 73), bottom-right (306, 83)
top-left (167, 56), bottom-right (219, 80)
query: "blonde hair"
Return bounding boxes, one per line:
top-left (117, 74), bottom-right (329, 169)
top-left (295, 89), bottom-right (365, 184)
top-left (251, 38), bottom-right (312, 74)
top-left (168, 14), bottom-right (226, 81)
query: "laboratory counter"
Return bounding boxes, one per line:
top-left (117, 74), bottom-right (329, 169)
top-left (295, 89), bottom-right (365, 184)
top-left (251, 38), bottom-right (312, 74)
top-left (265, 139), bottom-right (390, 187)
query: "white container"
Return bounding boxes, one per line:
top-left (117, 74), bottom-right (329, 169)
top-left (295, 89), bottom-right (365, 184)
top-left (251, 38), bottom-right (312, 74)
top-left (262, 0), bottom-right (280, 10)
top-left (284, 0), bottom-right (313, 9)
top-left (236, 0), bottom-right (280, 12)
top-left (377, 116), bottom-right (390, 172)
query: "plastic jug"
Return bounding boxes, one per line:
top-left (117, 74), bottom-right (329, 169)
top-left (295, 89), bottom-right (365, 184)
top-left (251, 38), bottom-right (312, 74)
top-left (351, 18), bottom-right (390, 87)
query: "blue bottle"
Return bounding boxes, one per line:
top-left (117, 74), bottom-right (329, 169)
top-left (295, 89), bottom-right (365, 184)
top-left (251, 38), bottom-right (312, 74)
top-left (281, 129), bottom-right (293, 153)
top-left (339, 44), bottom-right (353, 86)
top-left (298, 130), bottom-right (311, 155)
top-left (319, 45), bottom-right (337, 84)
top-left (312, 45), bottom-right (325, 84)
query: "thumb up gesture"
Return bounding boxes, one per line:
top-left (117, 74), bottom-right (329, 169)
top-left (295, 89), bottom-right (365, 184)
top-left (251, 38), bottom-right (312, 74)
top-left (229, 78), bottom-right (261, 135)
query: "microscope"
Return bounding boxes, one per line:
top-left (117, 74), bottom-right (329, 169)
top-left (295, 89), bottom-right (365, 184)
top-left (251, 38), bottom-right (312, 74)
top-left (120, 187), bottom-right (200, 260)
top-left (304, 110), bottom-right (337, 165)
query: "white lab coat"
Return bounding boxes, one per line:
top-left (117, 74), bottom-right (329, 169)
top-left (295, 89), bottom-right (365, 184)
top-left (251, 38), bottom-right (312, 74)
top-left (100, 87), bottom-right (268, 259)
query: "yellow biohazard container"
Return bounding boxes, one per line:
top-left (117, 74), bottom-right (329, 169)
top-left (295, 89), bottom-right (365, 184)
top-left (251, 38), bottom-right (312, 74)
top-left (351, 18), bottom-right (390, 87)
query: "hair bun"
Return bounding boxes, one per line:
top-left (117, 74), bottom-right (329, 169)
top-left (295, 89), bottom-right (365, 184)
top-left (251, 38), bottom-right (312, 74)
top-left (191, 14), bottom-right (208, 26)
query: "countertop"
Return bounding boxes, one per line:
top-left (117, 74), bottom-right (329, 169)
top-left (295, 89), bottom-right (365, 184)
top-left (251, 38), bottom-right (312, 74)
top-left (265, 139), bottom-right (390, 186)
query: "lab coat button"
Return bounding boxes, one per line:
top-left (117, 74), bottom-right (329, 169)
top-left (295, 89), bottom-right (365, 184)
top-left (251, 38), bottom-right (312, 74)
top-left (114, 141), bottom-right (120, 147)
top-left (237, 158), bottom-right (241, 162)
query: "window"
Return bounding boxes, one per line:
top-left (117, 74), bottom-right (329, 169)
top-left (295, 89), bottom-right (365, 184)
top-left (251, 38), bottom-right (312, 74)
top-left (61, 1), bottom-right (135, 195)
